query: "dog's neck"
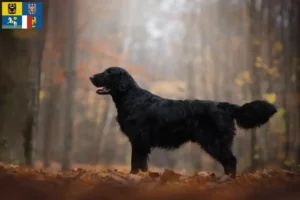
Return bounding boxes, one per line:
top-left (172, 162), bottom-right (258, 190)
top-left (111, 84), bottom-right (140, 112)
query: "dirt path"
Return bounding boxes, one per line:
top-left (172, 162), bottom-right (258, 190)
top-left (0, 164), bottom-right (300, 200)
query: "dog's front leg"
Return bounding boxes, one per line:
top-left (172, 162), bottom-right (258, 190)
top-left (130, 144), bottom-right (149, 174)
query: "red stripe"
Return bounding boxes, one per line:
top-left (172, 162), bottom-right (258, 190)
top-left (27, 15), bottom-right (32, 29)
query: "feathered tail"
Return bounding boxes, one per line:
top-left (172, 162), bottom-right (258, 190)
top-left (218, 100), bottom-right (277, 129)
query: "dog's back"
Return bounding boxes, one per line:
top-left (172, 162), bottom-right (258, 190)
top-left (116, 88), bottom-right (235, 149)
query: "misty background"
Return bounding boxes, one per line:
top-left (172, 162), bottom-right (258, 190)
top-left (0, 0), bottom-right (300, 175)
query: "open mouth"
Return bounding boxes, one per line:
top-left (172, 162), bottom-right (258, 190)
top-left (96, 86), bottom-right (110, 94)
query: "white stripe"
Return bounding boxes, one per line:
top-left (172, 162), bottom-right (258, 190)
top-left (22, 16), bottom-right (27, 29)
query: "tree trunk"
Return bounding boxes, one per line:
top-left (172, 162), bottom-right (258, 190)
top-left (23, 2), bottom-right (49, 165)
top-left (61, 0), bottom-right (76, 171)
top-left (0, 31), bottom-right (30, 163)
top-left (247, 0), bottom-right (263, 170)
top-left (295, 1), bottom-right (300, 165)
top-left (42, 83), bottom-right (60, 167)
top-left (283, 1), bottom-right (293, 164)
top-left (290, 0), bottom-right (299, 163)
top-left (262, 0), bottom-right (273, 164)
top-left (41, 2), bottom-right (56, 168)
top-left (0, 1), bottom-right (48, 164)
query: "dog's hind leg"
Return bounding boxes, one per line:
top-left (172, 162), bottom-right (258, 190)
top-left (202, 143), bottom-right (236, 178)
top-left (195, 133), bottom-right (237, 178)
top-left (218, 147), bottom-right (237, 178)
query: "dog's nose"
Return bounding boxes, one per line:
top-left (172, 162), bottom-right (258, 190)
top-left (89, 75), bottom-right (94, 81)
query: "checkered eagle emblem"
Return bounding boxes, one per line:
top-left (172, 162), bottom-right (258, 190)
top-left (28, 3), bottom-right (36, 14)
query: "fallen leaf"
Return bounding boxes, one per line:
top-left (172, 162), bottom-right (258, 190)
top-left (128, 174), bottom-right (143, 183)
top-left (160, 169), bottom-right (181, 184)
top-left (148, 171), bottom-right (160, 179)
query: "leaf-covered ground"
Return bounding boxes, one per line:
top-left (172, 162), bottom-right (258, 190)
top-left (1, 164), bottom-right (300, 200)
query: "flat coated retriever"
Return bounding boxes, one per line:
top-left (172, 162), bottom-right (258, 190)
top-left (90, 66), bottom-right (277, 178)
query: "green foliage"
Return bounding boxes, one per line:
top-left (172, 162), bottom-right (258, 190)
top-left (234, 79), bottom-right (244, 87)
top-left (255, 57), bottom-right (280, 78)
top-left (263, 93), bottom-right (277, 104)
top-left (266, 67), bottom-right (279, 77)
top-left (269, 109), bottom-right (286, 134)
top-left (255, 56), bottom-right (262, 68)
top-left (276, 108), bottom-right (286, 118)
top-left (234, 71), bottom-right (253, 86)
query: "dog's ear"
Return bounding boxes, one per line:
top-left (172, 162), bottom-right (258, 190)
top-left (118, 72), bottom-right (130, 92)
top-left (119, 74), bottom-right (128, 92)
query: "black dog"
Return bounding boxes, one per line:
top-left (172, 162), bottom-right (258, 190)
top-left (90, 67), bottom-right (277, 178)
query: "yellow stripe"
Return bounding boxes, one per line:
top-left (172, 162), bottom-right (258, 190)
top-left (2, 2), bottom-right (23, 16)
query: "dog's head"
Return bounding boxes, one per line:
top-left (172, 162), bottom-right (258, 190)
top-left (90, 67), bottom-right (137, 95)
top-left (8, 3), bottom-right (16, 14)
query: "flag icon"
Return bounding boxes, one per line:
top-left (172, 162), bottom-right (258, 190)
top-left (1, 2), bottom-right (42, 29)
top-left (22, 15), bottom-right (35, 29)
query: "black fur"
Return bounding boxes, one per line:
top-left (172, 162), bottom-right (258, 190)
top-left (90, 67), bottom-right (277, 178)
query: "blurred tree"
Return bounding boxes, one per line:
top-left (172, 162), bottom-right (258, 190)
top-left (0, 0), bottom-right (48, 166)
top-left (61, 0), bottom-right (77, 170)
top-left (295, 0), bottom-right (300, 165)
top-left (39, 0), bottom-right (68, 167)
top-left (282, 0), bottom-right (292, 165)
top-left (247, 0), bottom-right (263, 170)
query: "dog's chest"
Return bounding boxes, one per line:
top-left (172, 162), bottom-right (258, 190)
top-left (116, 108), bottom-right (144, 136)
